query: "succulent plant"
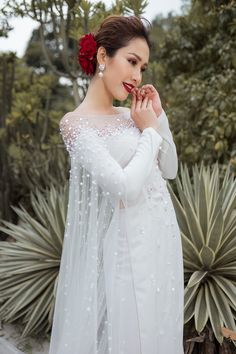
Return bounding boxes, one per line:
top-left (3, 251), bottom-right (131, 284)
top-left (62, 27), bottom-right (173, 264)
top-left (0, 183), bottom-right (68, 337)
top-left (168, 162), bottom-right (236, 346)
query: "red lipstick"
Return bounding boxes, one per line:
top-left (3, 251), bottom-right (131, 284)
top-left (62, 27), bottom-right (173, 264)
top-left (123, 82), bottom-right (134, 93)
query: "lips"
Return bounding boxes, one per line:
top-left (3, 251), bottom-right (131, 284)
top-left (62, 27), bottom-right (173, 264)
top-left (123, 82), bottom-right (134, 93)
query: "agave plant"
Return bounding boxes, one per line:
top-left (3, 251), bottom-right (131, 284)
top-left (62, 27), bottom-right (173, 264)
top-left (0, 183), bottom-right (68, 337)
top-left (168, 162), bottom-right (236, 348)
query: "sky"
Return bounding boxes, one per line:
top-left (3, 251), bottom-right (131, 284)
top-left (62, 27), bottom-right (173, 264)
top-left (0, 0), bottom-right (183, 57)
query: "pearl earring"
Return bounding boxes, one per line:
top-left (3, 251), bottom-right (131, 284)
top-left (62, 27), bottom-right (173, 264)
top-left (98, 64), bottom-right (105, 78)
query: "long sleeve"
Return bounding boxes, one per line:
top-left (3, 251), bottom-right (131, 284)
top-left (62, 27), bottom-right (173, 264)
top-left (60, 117), bottom-right (163, 205)
top-left (155, 109), bottom-right (178, 179)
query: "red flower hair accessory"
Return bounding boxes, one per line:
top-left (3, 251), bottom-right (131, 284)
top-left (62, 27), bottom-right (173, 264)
top-left (78, 33), bottom-right (97, 76)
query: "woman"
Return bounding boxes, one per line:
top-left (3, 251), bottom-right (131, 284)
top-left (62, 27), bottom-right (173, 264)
top-left (49, 15), bottom-right (184, 354)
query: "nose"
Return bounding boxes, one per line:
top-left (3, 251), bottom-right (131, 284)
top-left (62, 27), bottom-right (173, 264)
top-left (132, 69), bottom-right (142, 86)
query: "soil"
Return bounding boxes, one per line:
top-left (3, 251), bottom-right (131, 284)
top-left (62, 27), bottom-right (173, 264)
top-left (0, 322), bottom-right (49, 354)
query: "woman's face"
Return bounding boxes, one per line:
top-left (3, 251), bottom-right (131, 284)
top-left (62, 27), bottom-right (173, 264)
top-left (100, 37), bottom-right (150, 101)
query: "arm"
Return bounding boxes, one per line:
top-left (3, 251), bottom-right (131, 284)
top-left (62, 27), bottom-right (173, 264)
top-left (60, 116), bottom-right (163, 205)
top-left (155, 109), bottom-right (178, 180)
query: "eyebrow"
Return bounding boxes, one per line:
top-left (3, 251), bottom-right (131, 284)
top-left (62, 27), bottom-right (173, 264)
top-left (128, 52), bottom-right (148, 67)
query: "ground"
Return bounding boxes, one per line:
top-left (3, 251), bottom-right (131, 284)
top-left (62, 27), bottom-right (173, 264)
top-left (0, 322), bottom-right (49, 354)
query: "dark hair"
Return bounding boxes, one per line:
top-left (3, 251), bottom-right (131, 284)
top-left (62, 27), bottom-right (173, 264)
top-left (94, 15), bottom-right (152, 67)
top-left (77, 15), bottom-right (152, 76)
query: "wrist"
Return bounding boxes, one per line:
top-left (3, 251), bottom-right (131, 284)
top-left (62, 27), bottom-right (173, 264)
top-left (156, 108), bottom-right (163, 118)
top-left (141, 124), bottom-right (158, 133)
top-left (142, 127), bottom-right (163, 143)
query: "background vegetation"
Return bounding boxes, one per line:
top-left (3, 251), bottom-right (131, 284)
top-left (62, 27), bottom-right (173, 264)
top-left (0, 0), bottom-right (235, 353)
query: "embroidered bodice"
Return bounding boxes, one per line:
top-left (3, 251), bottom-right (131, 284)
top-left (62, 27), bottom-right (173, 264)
top-left (59, 107), bottom-right (178, 206)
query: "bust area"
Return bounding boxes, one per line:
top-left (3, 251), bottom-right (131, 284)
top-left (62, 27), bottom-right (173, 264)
top-left (60, 106), bottom-right (133, 133)
top-left (59, 105), bottom-right (138, 154)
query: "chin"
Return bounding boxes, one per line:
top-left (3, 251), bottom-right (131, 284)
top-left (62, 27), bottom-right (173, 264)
top-left (113, 92), bottom-right (129, 102)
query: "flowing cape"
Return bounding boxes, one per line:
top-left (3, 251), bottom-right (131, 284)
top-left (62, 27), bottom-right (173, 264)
top-left (48, 108), bottom-right (184, 354)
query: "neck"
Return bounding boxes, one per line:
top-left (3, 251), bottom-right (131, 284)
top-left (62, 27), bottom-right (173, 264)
top-left (79, 73), bottom-right (115, 113)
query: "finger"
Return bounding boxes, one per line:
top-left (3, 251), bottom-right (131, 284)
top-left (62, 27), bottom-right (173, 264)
top-left (136, 89), bottom-right (141, 100)
top-left (142, 84), bottom-right (155, 90)
top-left (131, 91), bottom-right (136, 115)
top-left (144, 89), bottom-right (152, 99)
top-left (140, 95), bottom-right (149, 110)
top-left (144, 88), bottom-right (151, 97)
top-left (139, 87), bottom-right (145, 94)
top-left (134, 88), bottom-right (139, 99)
top-left (147, 99), bottom-right (153, 109)
top-left (137, 87), bottom-right (145, 100)
top-left (130, 87), bottom-right (136, 95)
top-left (141, 87), bottom-right (148, 96)
top-left (136, 93), bottom-right (143, 110)
top-left (143, 85), bottom-right (158, 95)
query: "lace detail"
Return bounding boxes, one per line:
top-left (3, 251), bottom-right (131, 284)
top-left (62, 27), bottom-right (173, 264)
top-left (96, 118), bottom-right (135, 137)
top-left (59, 112), bottom-right (136, 154)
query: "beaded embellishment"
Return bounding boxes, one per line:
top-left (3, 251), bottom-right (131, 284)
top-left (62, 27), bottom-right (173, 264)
top-left (59, 112), bottom-right (137, 154)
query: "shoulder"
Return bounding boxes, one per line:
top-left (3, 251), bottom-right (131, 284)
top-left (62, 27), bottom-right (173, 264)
top-left (59, 112), bottom-right (85, 153)
top-left (59, 112), bottom-right (81, 144)
top-left (59, 111), bottom-right (78, 132)
top-left (60, 111), bottom-right (73, 125)
top-left (59, 106), bottom-right (130, 126)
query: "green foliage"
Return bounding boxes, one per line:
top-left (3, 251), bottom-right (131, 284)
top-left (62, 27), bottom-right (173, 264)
top-left (6, 61), bottom-right (71, 190)
top-left (151, 0), bottom-right (236, 170)
top-left (3, 0), bottom-right (149, 104)
top-left (123, 0), bottom-right (149, 16)
top-left (168, 162), bottom-right (236, 347)
top-left (0, 54), bottom-right (72, 229)
top-left (0, 52), bottom-right (16, 119)
top-left (0, 52), bottom-right (17, 225)
top-left (0, 184), bottom-right (68, 337)
top-left (0, 11), bottom-right (12, 37)
top-left (1, 1), bottom-right (236, 345)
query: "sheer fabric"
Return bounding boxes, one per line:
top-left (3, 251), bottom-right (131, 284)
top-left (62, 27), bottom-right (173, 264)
top-left (48, 107), bottom-right (184, 354)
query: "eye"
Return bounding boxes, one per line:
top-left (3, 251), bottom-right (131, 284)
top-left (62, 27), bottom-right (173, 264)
top-left (128, 59), bottom-right (137, 65)
top-left (128, 59), bottom-right (146, 73)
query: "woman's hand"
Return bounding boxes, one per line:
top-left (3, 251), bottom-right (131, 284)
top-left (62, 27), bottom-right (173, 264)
top-left (132, 84), bottom-right (162, 117)
top-left (130, 88), bottom-right (159, 132)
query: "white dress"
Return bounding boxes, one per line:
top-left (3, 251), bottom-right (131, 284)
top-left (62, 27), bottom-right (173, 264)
top-left (48, 107), bottom-right (184, 354)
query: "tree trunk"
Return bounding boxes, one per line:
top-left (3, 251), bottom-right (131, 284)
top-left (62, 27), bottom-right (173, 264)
top-left (72, 79), bottom-right (80, 106)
